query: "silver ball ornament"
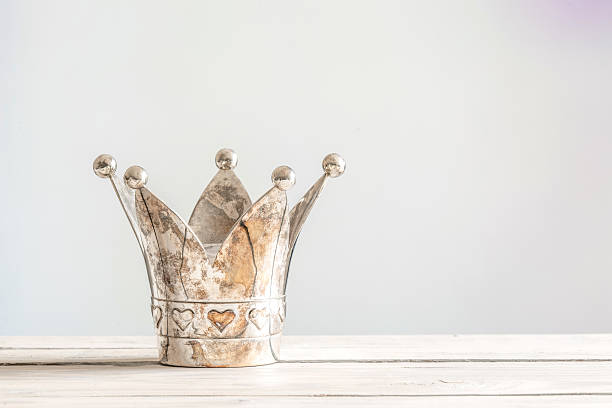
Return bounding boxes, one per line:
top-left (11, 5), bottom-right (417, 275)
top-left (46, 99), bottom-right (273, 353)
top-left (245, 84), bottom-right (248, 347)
top-left (93, 154), bottom-right (117, 178)
top-left (271, 165), bottom-right (296, 191)
top-left (215, 148), bottom-right (238, 170)
top-left (124, 165), bottom-right (148, 189)
top-left (322, 153), bottom-right (346, 178)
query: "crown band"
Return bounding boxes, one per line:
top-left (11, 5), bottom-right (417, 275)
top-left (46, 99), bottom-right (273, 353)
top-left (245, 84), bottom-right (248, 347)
top-left (151, 295), bottom-right (286, 304)
top-left (151, 297), bottom-right (286, 340)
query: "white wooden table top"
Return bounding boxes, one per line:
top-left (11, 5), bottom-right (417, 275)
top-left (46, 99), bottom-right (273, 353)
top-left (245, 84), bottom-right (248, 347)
top-left (1, 335), bottom-right (612, 407)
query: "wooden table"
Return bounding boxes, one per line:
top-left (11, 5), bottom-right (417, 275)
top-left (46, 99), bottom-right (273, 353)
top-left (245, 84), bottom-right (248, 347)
top-left (1, 335), bottom-right (612, 406)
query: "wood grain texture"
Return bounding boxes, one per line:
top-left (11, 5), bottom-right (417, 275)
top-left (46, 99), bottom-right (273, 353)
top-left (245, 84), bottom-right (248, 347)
top-left (2, 335), bottom-right (612, 364)
top-left (2, 396), bottom-right (612, 408)
top-left (1, 335), bottom-right (611, 407)
top-left (3, 361), bottom-right (612, 396)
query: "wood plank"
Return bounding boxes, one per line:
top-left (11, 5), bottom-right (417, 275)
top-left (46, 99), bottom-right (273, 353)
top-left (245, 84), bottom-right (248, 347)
top-left (2, 362), bottom-right (612, 398)
top-left (2, 395), bottom-right (612, 408)
top-left (282, 335), bottom-right (612, 361)
top-left (0, 336), bottom-right (154, 349)
top-left (2, 335), bottom-right (612, 364)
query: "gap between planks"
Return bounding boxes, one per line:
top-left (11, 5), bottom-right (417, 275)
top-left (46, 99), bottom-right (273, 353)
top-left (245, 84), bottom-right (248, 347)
top-left (5, 358), bottom-right (612, 367)
top-left (2, 334), bottom-right (612, 365)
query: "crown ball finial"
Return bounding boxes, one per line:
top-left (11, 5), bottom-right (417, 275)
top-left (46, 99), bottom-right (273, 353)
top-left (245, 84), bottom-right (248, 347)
top-left (322, 153), bottom-right (345, 178)
top-left (124, 165), bottom-right (148, 189)
top-left (271, 165), bottom-right (296, 191)
top-left (215, 148), bottom-right (238, 170)
top-left (93, 154), bottom-right (117, 178)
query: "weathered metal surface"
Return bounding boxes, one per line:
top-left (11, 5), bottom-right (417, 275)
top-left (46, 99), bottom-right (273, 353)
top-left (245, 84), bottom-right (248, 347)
top-left (107, 173), bottom-right (154, 294)
top-left (94, 150), bottom-right (344, 367)
top-left (150, 301), bottom-right (167, 336)
top-left (271, 206), bottom-right (291, 296)
top-left (280, 174), bottom-right (328, 294)
top-left (134, 189), bottom-right (166, 300)
top-left (164, 335), bottom-right (281, 367)
top-left (288, 175), bottom-right (328, 252)
top-left (137, 188), bottom-right (218, 301)
top-left (213, 187), bottom-right (287, 298)
top-left (188, 169), bottom-right (251, 247)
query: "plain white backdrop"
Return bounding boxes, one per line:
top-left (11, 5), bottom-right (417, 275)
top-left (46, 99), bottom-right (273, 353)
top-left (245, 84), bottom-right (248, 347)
top-left (2, 0), bottom-right (612, 335)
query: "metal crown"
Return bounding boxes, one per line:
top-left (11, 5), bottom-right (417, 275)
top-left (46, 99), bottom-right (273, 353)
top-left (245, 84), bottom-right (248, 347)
top-left (93, 149), bottom-right (345, 367)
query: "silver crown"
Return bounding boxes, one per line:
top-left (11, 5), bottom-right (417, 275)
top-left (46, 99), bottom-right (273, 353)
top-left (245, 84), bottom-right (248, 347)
top-left (93, 149), bottom-right (345, 367)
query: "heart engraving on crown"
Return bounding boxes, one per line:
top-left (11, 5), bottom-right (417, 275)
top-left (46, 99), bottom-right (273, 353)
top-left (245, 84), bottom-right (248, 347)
top-left (208, 309), bottom-right (235, 333)
top-left (151, 305), bottom-right (163, 328)
top-left (172, 308), bottom-right (194, 331)
top-left (248, 308), bottom-right (269, 330)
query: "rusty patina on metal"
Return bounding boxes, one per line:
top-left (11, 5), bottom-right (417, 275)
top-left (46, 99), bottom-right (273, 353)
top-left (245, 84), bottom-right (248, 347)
top-left (93, 149), bottom-right (345, 367)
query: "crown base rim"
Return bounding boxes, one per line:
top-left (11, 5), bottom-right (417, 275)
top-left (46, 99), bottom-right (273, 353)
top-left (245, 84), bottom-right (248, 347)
top-left (157, 334), bottom-right (281, 367)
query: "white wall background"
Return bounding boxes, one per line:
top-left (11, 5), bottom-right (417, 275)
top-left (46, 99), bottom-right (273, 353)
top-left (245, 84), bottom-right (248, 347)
top-left (2, 0), bottom-right (612, 335)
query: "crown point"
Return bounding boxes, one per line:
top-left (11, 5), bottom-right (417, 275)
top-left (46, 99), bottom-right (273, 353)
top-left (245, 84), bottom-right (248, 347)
top-left (93, 154), bottom-right (117, 178)
top-left (322, 153), bottom-right (345, 178)
top-left (215, 148), bottom-right (238, 170)
top-left (124, 165), bottom-right (148, 189)
top-left (271, 165), bottom-right (296, 191)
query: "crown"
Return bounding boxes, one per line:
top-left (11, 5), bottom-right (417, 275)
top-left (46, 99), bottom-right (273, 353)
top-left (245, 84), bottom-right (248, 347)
top-left (93, 149), bottom-right (345, 367)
